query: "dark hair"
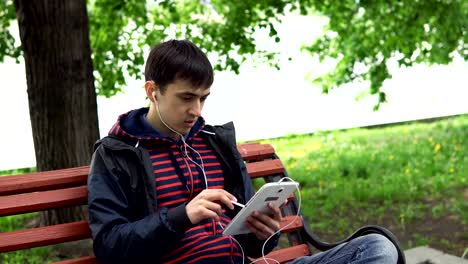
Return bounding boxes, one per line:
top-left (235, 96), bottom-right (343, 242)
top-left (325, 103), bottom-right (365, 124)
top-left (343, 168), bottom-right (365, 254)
top-left (145, 40), bottom-right (214, 93)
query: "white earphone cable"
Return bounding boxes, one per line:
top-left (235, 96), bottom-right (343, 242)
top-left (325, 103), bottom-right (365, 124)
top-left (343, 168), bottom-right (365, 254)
top-left (219, 178), bottom-right (302, 264)
top-left (153, 94), bottom-right (209, 189)
top-left (250, 177), bottom-right (301, 264)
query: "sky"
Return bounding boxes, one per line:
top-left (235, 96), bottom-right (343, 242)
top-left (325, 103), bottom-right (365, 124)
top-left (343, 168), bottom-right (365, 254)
top-left (0, 15), bottom-right (467, 171)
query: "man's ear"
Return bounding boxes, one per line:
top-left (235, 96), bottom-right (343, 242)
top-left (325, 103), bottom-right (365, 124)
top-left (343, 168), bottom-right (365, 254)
top-left (144, 81), bottom-right (157, 102)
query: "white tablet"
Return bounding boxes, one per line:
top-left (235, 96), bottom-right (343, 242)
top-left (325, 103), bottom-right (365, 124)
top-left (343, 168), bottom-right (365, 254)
top-left (222, 181), bottom-right (299, 236)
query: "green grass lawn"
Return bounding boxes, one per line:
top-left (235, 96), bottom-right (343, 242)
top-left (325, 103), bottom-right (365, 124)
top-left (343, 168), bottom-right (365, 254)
top-left (1, 114), bottom-right (467, 262)
top-left (260, 114), bottom-right (467, 255)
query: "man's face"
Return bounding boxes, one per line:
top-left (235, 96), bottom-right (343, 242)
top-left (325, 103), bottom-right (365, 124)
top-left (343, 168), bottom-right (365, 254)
top-left (155, 79), bottom-right (210, 137)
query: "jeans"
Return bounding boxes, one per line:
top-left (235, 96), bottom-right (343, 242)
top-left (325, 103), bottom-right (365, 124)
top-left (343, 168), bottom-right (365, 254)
top-left (288, 234), bottom-right (398, 264)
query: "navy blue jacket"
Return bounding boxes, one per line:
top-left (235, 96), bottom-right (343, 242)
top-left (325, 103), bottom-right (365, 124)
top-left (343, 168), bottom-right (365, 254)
top-left (88, 122), bottom-right (278, 263)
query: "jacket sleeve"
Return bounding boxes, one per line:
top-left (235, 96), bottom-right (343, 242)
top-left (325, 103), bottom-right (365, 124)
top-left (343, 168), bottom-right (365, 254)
top-left (87, 146), bottom-right (192, 264)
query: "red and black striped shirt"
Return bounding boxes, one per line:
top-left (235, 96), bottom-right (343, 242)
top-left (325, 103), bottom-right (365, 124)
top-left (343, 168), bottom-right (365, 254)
top-left (110, 109), bottom-right (243, 263)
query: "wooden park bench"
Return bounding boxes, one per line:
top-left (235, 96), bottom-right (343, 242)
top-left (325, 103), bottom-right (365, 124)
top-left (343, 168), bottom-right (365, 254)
top-left (0, 142), bottom-right (405, 263)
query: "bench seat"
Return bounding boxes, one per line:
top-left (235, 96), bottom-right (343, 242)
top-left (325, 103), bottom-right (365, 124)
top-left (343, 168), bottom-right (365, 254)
top-left (0, 143), bottom-right (311, 264)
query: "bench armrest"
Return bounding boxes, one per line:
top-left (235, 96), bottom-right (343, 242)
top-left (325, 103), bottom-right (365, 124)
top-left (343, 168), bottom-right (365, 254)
top-left (301, 222), bottom-right (406, 264)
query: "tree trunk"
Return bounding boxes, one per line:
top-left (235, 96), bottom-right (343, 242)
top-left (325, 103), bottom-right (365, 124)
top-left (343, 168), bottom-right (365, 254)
top-left (14, 0), bottom-right (99, 225)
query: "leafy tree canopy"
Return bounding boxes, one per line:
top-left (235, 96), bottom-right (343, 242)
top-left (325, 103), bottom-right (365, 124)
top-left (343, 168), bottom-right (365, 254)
top-left (1, 0), bottom-right (466, 108)
top-left (304, 0), bottom-right (467, 109)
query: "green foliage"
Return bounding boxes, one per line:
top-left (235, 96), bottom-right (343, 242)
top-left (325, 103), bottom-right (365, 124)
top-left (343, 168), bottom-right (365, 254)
top-left (303, 0), bottom-right (467, 109)
top-left (0, 0), bottom-right (21, 62)
top-left (87, 0), bottom-right (287, 97)
top-left (0, 167), bottom-right (36, 176)
top-left (0, 0), bottom-right (466, 104)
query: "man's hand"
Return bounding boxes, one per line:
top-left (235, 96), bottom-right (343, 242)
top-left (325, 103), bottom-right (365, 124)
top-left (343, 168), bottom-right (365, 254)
top-left (186, 189), bottom-right (236, 224)
top-left (245, 202), bottom-right (282, 240)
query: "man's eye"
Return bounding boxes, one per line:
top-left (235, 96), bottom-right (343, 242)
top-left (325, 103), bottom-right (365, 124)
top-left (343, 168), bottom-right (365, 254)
top-left (201, 97), bottom-right (208, 102)
top-left (182, 97), bottom-right (192, 101)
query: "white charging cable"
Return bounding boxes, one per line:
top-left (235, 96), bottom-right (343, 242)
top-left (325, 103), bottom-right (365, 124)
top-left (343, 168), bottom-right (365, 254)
top-left (253, 177), bottom-right (302, 264)
top-left (219, 177), bottom-right (302, 264)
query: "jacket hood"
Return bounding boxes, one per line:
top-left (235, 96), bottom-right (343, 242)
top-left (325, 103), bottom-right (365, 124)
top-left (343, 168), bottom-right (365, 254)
top-left (108, 107), bottom-right (205, 146)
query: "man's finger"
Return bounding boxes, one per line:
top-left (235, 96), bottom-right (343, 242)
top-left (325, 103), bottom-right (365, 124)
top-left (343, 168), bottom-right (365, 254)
top-left (204, 190), bottom-right (236, 210)
top-left (251, 211), bottom-right (278, 230)
top-left (205, 189), bottom-right (236, 200)
top-left (279, 199), bottom-right (288, 208)
top-left (246, 214), bottom-right (275, 238)
top-left (268, 202), bottom-right (282, 221)
top-left (201, 189), bottom-right (236, 202)
top-left (202, 200), bottom-right (223, 215)
top-left (201, 208), bottom-right (220, 221)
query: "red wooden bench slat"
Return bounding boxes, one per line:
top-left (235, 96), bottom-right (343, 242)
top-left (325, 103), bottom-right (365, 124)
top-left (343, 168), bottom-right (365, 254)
top-left (0, 144), bottom-right (274, 196)
top-left (280, 215), bottom-right (303, 233)
top-left (239, 142), bottom-right (261, 146)
top-left (0, 221), bottom-right (91, 253)
top-left (0, 186), bottom-right (88, 216)
top-left (51, 238), bottom-right (308, 264)
top-left (252, 244), bottom-right (311, 264)
top-left (0, 160), bottom-right (287, 217)
top-left (51, 242), bottom-right (309, 264)
top-left (53, 256), bottom-right (98, 264)
top-left (246, 159), bottom-right (285, 178)
top-left (0, 166), bottom-right (89, 196)
top-left (237, 143), bottom-right (275, 161)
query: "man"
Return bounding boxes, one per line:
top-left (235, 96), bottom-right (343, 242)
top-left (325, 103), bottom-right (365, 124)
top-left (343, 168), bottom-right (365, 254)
top-left (88, 39), bottom-right (400, 264)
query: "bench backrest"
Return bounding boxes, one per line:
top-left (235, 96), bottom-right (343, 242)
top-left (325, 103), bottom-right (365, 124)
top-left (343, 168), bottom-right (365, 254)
top-left (0, 143), bottom-right (309, 264)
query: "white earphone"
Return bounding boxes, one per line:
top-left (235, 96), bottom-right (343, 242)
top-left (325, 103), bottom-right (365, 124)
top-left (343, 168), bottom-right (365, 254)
top-left (152, 91), bottom-right (157, 102)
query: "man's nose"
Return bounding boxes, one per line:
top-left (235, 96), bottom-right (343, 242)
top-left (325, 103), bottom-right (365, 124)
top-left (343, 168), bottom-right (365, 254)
top-left (189, 101), bottom-right (202, 117)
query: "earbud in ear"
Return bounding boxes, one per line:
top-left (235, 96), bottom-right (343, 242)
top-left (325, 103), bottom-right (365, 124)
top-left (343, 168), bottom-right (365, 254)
top-left (152, 91), bottom-right (157, 102)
